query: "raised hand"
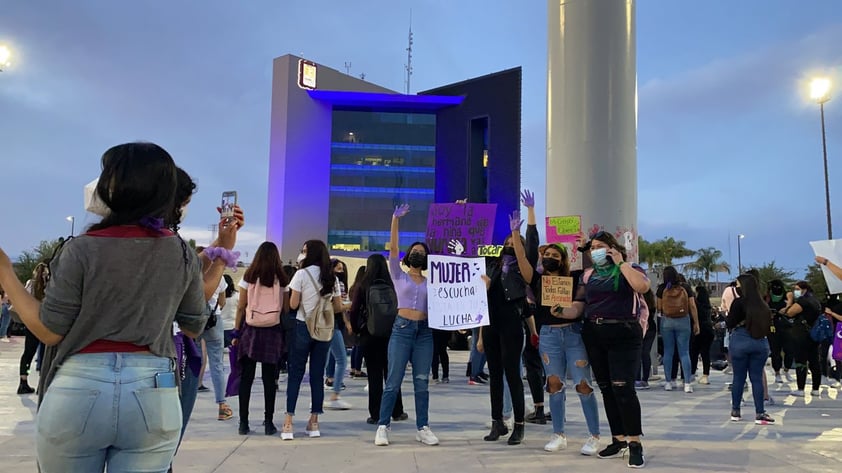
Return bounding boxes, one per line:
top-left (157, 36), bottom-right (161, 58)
top-left (520, 189), bottom-right (535, 208)
top-left (447, 239), bottom-right (465, 256)
top-left (509, 211), bottom-right (524, 233)
top-left (393, 204), bottom-right (410, 218)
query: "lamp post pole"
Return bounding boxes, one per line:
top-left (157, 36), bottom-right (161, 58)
top-left (66, 216), bottom-right (75, 236)
top-left (737, 234), bottom-right (745, 274)
top-left (820, 101), bottom-right (832, 239)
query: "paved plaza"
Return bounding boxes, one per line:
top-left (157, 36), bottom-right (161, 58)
top-left (1, 338), bottom-right (840, 472)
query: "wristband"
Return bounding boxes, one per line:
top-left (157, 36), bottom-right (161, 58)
top-left (204, 247), bottom-right (241, 269)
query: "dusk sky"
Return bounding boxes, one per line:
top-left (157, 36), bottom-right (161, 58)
top-left (1, 1), bottom-right (840, 278)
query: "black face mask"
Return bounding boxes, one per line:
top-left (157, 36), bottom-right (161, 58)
top-left (408, 252), bottom-right (426, 268)
top-left (735, 287), bottom-right (743, 297)
top-left (542, 258), bottom-right (561, 273)
top-left (501, 246), bottom-right (516, 257)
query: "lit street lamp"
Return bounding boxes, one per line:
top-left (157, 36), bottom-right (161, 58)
top-left (0, 45), bottom-right (10, 72)
top-left (66, 216), bottom-right (75, 236)
top-left (737, 234), bottom-right (745, 274)
top-left (810, 77), bottom-right (833, 239)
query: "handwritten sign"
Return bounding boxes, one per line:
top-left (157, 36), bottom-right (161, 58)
top-left (541, 276), bottom-right (574, 308)
top-left (426, 203), bottom-right (497, 257)
top-left (546, 216), bottom-right (583, 271)
top-left (810, 239), bottom-right (842, 294)
top-left (548, 216), bottom-right (582, 236)
top-left (478, 245), bottom-right (503, 257)
top-left (427, 255), bottom-right (489, 330)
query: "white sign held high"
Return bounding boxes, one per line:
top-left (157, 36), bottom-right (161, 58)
top-left (809, 239), bottom-right (842, 295)
top-left (427, 255), bottom-right (489, 330)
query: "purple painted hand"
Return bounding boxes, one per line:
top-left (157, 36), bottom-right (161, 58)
top-left (393, 204), bottom-right (410, 218)
top-left (509, 211), bottom-right (524, 233)
top-left (520, 189), bottom-right (535, 208)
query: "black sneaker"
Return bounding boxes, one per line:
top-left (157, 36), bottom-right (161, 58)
top-left (730, 409), bottom-right (741, 422)
top-left (598, 439), bottom-right (628, 459)
top-left (478, 372), bottom-right (490, 381)
top-left (755, 412), bottom-right (775, 425)
top-left (627, 441), bottom-right (645, 468)
top-left (197, 385), bottom-right (209, 392)
top-left (17, 383), bottom-right (35, 395)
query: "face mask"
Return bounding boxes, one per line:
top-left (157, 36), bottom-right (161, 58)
top-left (408, 252), bottom-right (426, 268)
top-left (84, 178), bottom-right (111, 217)
top-left (297, 253), bottom-right (306, 264)
top-left (179, 205), bottom-right (189, 222)
top-left (770, 293), bottom-right (784, 303)
top-left (794, 289), bottom-right (803, 298)
top-left (591, 248), bottom-right (609, 267)
top-left (542, 258), bottom-right (561, 273)
top-left (501, 246), bottom-right (515, 257)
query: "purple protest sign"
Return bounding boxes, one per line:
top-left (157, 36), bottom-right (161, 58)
top-left (426, 203), bottom-right (497, 257)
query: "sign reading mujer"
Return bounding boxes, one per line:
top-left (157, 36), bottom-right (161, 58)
top-left (427, 254), bottom-right (490, 330)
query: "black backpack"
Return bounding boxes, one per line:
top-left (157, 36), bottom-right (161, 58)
top-left (366, 279), bottom-right (398, 338)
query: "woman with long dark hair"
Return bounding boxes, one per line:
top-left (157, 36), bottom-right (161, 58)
top-left (233, 241), bottom-right (290, 436)
top-left (348, 266), bottom-right (367, 379)
top-left (691, 285), bottom-right (716, 385)
top-left (656, 266), bottom-right (699, 393)
top-left (726, 274), bottom-right (773, 424)
top-left (324, 258), bottom-right (352, 409)
top-left (766, 279), bottom-right (794, 383)
top-left (349, 255), bottom-right (407, 424)
top-left (285, 240), bottom-right (343, 439)
top-left (16, 262), bottom-right (48, 394)
top-left (777, 280), bottom-right (822, 396)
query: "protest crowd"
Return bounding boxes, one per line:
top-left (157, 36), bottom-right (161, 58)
top-left (1, 142), bottom-right (842, 472)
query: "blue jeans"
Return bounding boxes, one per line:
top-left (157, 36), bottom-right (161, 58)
top-left (0, 306), bottom-right (10, 337)
top-left (730, 328), bottom-right (770, 414)
top-left (286, 320), bottom-right (330, 415)
top-left (36, 353), bottom-right (180, 473)
top-left (200, 321), bottom-right (226, 404)
top-left (379, 316), bottom-right (434, 429)
top-left (540, 324), bottom-right (600, 436)
top-left (661, 316), bottom-right (692, 383)
top-left (325, 329), bottom-right (347, 394)
top-left (471, 327), bottom-right (487, 377)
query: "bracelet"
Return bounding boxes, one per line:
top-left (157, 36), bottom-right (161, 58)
top-left (203, 247), bottom-right (240, 269)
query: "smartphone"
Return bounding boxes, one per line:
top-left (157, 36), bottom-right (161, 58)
top-left (155, 372), bottom-right (177, 388)
top-left (221, 191), bottom-right (237, 220)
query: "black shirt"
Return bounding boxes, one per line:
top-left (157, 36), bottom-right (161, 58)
top-left (530, 270), bottom-right (582, 328)
top-left (726, 298), bottom-right (770, 339)
top-left (795, 294), bottom-right (822, 326)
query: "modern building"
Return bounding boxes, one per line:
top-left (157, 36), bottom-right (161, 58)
top-left (266, 54), bottom-right (522, 260)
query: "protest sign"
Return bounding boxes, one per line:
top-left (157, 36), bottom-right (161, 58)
top-left (426, 203), bottom-right (497, 257)
top-left (545, 215), bottom-right (583, 271)
top-left (809, 239), bottom-right (842, 294)
top-left (541, 276), bottom-right (574, 308)
top-left (427, 254), bottom-right (489, 330)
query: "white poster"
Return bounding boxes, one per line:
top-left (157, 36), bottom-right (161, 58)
top-left (809, 239), bottom-right (842, 295)
top-left (427, 255), bottom-right (489, 331)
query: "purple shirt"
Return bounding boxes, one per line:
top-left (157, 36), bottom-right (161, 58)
top-left (389, 256), bottom-right (427, 312)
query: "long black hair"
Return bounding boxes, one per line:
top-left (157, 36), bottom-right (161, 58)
top-left (300, 240), bottom-right (336, 296)
top-left (332, 258), bottom-right (349, 290)
top-left (354, 254), bottom-right (394, 307)
top-left (223, 274), bottom-right (236, 298)
top-left (244, 242), bottom-right (290, 288)
top-left (662, 266), bottom-right (679, 286)
top-left (737, 273), bottom-right (770, 334)
top-left (89, 142), bottom-right (177, 231)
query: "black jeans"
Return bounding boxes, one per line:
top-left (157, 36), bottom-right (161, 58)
top-left (20, 328), bottom-right (40, 377)
top-left (769, 326), bottom-right (794, 373)
top-left (691, 327), bottom-right (715, 376)
top-left (431, 329), bottom-right (450, 380)
top-left (483, 316), bottom-right (525, 423)
top-left (582, 321), bottom-right (643, 437)
top-left (637, 323), bottom-right (657, 381)
top-left (362, 332), bottom-right (403, 421)
top-left (238, 356), bottom-right (278, 423)
top-left (784, 327), bottom-right (821, 391)
top-left (522, 327), bottom-right (545, 405)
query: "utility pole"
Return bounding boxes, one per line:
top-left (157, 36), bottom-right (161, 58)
top-left (344, 61), bottom-right (352, 75)
top-left (208, 224), bottom-right (217, 245)
top-left (405, 10), bottom-right (413, 94)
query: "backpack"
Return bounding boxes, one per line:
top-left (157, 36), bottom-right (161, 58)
top-left (810, 314), bottom-right (833, 343)
top-left (245, 279), bottom-right (282, 327)
top-left (302, 269), bottom-right (335, 342)
top-left (366, 279), bottom-right (398, 338)
top-left (661, 284), bottom-right (689, 318)
top-left (583, 268), bottom-right (649, 335)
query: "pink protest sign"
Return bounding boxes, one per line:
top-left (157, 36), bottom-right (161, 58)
top-left (546, 216), bottom-right (583, 271)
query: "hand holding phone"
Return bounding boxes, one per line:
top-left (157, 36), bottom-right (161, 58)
top-left (221, 191), bottom-right (237, 220)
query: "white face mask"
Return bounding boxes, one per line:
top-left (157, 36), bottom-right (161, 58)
top-left (179, 205), bottom-right (189, 222)
top-left (297, 253), bottom-right (306, 264)
top-left (84, 178), bottom-right (111, 217)
top-left (794, 289), bottom-right (803, 298)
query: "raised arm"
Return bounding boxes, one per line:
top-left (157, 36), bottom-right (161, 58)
top-left (816, 256), bottom-right (842, 281)
top-left (390, 204), bottom-right (409, 261)
top-left (509, 211), bottom-right (534, 284)
top-left (521, 190), bottom-right (539, 269)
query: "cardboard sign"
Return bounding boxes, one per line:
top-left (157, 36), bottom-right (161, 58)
top-left (427, 255), bottom-right (490, 331)
top-left (426, 203), bottom-right (497, 257)
top-left (541, 275), bottom-right (574, 308)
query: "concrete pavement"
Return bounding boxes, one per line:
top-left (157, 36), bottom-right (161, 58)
top-left (1, 336), bottom-right (840, 472)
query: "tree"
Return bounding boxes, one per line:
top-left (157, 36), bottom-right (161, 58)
top-left (805, 263), bottom-right (829, 303)
top-left (747, 261), bottom-right (796, 290)
top-left (14, 238), bottom-right (64, 283)
top-left (637, 237), bottom-right (659, 270)
top-left (685, 247), bottom-right (731, 284)
top-left (656, 237), bottom-right (695, 266)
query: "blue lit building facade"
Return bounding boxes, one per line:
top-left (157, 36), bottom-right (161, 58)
top-left (267, 54), bottom-right (521, 260)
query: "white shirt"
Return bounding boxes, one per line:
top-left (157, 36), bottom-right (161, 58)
top-left (220, 291), bottom-right (239, 331)
top-left (208, 278), bottom-right (228, 315)
top-left (289, 266), bottom-right (341, 322)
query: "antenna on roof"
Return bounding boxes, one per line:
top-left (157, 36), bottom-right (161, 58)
top-left (344, 62), bottom-right (352, 75)
top-left (404, 9), bottom-right (413, 94)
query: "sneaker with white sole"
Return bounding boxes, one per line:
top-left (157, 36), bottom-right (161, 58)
top-left (699, 375), bottom-right (710, 385)
top-left (326, 398), bottom-right (351, 410)
top-left (730, 409), bottom-right (741, 422)
top-left (774, 373), bottom-right (783, 384)
top-left (684, 383), bottom-right (693, 393)
top-left (374, 425), bottom-right (390, 446)
top-left (832, 380), bottom-right (842, 388)
top-left (791, 389), bottom-right (805, 397)
top-left (783, 371), bottom-right (793, 382)
top-left (755, 412), bottom-right (775, 425)
top-left (810, 389), bottom-right (821, 397)
top-left (416, 426), bottom-right (439, 445)
top-left (664, 381), bottom-right (673, 391)
top-left (544, 433), bottom-right (567, 452)
top-left (580, 435), bottom-right (600, 456)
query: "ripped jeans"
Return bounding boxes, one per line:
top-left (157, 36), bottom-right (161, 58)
top-left (379, 316), bottom-right (433, 430)
top-left (540, 324), bottom-right (600, 436)
top-left (582, 320), bottom-right (643, 437)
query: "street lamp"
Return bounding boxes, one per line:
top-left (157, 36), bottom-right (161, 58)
top-left (0, 44), bottom-right (10, 71)
top-left (737, 234), bottom-right (745, 274)
top-left (810, 77), bottom-right (833, 239)
top-left (66, 216), bottom-right (75, 236)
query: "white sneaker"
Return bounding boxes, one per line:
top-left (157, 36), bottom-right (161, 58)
top-left (326, 398), bottom-right (351, 410)
top-left (416, 426), bottom-right (439, 445)
top-left (374, 425), bottom-right (390, 446)
top-left (699, 375), bottom-right (710, 385)
top-left (823, 377), bottom-right (833, 386)
top-left (544, 433), bottom-right (567, 452)
top-left (811, 389), bottom-right (821, 397)
top-left (791, 389), bottom-right (805, 397)
top-left (832, 380), bottom-right (842, 388)
top-left (774, 374), bottom-right (783, 384)
top-left (364, 383), bottom-right (369, 393)
top-left (580, 435), bottom-right (600, 456)
top-left (724, 366), bottom-right (732, 375)
top-left (783, 371), bottom-right (793, 382)
top-left (664, 381), bottom-right (673, 391)
top-left (684, 383), bottom-right (693, 393)
top-left (0, 337), bottom-right (10, 343)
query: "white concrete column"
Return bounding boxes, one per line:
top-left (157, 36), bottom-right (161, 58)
top-left (546, 0), bottom-right (638, 261)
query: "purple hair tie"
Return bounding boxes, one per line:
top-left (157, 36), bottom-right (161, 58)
top-left (204, 246), bottom-right (241, 270)
top-left (139, 216), bottom-right (165, 232)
